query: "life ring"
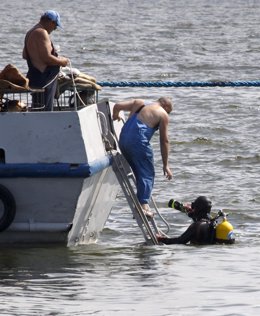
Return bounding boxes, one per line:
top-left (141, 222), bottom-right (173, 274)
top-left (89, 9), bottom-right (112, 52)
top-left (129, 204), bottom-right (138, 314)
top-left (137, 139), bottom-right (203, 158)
top-left (0, 184), bottom-right (16, 232)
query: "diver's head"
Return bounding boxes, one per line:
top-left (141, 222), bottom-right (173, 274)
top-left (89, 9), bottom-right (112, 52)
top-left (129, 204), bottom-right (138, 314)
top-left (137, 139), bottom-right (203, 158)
top-left (190, 196), bottom-right (212, 220)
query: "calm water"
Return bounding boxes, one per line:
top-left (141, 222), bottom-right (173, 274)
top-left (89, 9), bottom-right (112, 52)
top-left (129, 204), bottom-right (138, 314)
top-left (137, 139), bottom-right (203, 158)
top-left (0, 0), bottom-right (260, 315)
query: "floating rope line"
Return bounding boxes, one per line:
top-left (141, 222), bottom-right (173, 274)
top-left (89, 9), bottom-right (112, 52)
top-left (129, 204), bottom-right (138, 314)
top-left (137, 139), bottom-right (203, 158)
top-left (97, 80), bottom-right (260, 88)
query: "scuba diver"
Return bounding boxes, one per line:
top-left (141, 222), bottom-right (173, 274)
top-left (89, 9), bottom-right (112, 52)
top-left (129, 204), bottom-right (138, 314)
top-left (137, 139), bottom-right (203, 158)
top-left (157, 196), bottom-right (235, 245)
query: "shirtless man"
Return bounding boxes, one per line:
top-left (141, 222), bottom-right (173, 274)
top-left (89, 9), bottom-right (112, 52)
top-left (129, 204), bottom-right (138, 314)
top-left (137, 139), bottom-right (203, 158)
top-left (113, 97), bottom-right (173, 217)
top-left (23, 10), bottom-right (69, 110)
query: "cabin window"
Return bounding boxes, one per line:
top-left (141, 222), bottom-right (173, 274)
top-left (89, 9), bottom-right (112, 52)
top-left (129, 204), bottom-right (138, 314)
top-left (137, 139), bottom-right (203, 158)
top-left (0, 149), bottom-right (5, 163)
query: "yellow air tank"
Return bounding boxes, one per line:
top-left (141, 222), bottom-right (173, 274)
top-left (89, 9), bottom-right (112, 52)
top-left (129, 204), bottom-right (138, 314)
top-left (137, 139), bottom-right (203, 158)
top-left (216, 218), bottom-right (235, 244)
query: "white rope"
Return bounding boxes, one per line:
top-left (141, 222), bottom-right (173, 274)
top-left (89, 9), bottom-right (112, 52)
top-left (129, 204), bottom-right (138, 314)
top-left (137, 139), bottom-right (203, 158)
top-left (42, 66), bottom-right (62, 89)
top-left (64, 60), bottom-right (90, 110)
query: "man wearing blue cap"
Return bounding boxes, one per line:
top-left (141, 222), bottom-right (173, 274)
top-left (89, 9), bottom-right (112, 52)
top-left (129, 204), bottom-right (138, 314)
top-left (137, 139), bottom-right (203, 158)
top-left (23, 10), bottom-right (69, 111)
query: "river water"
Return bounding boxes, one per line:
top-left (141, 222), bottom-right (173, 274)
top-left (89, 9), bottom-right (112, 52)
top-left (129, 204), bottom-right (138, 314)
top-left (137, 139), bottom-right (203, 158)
top-left (0, 0), bottom-right (260, 315)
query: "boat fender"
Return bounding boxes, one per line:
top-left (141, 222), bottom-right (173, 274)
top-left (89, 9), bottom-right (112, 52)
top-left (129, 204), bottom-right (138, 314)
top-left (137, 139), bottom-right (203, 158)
top-left (215, 218), bottom-right (235, 244)
top-left (0, 184), bottom-right (16, 232)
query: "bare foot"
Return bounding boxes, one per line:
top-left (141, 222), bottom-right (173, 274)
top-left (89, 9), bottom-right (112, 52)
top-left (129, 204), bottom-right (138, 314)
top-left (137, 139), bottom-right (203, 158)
top-left (143, 209), bottom-right (154, 218)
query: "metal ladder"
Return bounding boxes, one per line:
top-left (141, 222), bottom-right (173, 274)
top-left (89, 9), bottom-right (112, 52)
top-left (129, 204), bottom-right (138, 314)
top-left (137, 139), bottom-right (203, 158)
top-left (112, 152), bottom-right (161, 245)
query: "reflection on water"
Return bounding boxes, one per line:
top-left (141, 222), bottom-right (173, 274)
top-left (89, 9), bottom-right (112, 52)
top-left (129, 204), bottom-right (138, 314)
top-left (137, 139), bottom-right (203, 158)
top-left (0, 243), bottom-right (259, 315)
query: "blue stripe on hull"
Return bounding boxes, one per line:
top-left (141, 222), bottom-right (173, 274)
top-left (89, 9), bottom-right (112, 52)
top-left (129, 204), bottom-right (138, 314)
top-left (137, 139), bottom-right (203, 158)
top-left (0, 156), bottom-right (112, 178)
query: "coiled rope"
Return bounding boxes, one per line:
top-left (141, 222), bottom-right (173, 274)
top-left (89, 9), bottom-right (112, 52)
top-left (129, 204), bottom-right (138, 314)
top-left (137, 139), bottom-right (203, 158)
top-left (97, 80), bottom-right (260, 88)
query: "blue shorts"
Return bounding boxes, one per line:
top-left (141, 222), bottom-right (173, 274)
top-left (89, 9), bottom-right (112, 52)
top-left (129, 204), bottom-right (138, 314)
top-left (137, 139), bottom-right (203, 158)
top-left (119, 138), bottom-right (155, 204)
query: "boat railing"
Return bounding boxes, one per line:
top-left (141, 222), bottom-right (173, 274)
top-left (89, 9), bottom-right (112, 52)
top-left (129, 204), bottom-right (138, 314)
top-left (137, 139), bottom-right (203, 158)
top-left (0, 85), bottom-right (98, 112)
top-left (55, 85), bottom-right (97, 111)
top-left (0, 87), bottom-right (45, 112)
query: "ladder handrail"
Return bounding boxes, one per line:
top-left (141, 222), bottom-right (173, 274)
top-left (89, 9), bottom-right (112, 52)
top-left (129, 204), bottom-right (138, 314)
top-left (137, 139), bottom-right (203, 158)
top-left (112, 152), bottom-right (159, 245)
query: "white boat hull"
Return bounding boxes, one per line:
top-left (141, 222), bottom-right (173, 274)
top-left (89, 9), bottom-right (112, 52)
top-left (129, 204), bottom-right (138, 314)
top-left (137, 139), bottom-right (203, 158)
top-left (0, 99), bottom-right (122, 246)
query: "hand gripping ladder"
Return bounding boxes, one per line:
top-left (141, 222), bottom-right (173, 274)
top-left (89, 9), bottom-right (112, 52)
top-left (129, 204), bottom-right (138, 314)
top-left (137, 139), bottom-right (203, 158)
top-left (112, 152), bottom-right (160, 245)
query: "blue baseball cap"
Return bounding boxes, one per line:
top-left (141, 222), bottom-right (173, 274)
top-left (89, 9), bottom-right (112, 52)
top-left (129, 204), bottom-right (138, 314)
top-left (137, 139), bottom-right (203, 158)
top-left (42, 10), bottom-right (62, 28)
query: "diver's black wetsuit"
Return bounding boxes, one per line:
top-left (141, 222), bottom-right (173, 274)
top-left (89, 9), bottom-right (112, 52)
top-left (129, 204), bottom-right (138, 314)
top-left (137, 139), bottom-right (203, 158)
top-left (159, 219), bottom-right (215, 245)
top-left (25, 29), bottom-right (60, 111)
